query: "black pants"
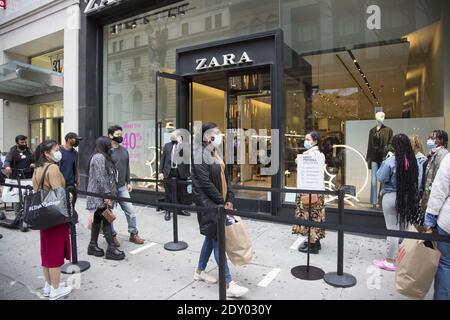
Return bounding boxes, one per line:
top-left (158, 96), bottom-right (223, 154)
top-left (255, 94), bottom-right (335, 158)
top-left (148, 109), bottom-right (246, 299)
top-left (93, 208), bottom-right (111, 230)
top-left (67, 185), bottom-right (78, 207)
top-left (164, 169), bottom-right (187, 211)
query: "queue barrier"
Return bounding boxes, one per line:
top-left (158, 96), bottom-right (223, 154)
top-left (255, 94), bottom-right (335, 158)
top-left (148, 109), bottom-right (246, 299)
top-left (2, 180), bottom-right (450, 300)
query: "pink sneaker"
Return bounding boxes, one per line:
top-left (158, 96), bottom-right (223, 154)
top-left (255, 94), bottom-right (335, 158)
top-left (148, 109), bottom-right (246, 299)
top-left (373, 259), bottom-right (396, 272)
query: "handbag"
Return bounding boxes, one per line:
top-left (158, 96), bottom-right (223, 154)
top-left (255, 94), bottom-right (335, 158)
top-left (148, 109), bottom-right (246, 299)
top-left (225, 215), bottom-right (253, 266)
top-left (101, 207), bottom-right (116, 224)
top-left (395, 225), bottom-right (441, 299)
top-left (24, 165), bottom-right (71, 230)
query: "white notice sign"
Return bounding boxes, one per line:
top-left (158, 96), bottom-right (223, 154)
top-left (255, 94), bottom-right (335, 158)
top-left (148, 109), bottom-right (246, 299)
top-left (296, 154), bottom-right (325, 191)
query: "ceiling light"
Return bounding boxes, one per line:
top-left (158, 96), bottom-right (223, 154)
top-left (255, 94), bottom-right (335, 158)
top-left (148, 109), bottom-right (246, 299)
top-left (131, 20), bottom-right (137, 28)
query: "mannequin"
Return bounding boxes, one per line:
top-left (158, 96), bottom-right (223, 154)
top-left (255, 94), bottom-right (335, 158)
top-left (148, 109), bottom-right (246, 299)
top-left (366, 112), bottom-right (393, 208)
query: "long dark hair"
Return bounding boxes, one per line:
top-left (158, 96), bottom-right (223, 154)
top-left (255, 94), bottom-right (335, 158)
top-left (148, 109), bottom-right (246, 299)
top-left (392, 133), bottom-right (419, 228)
top-left (36, 140), bottom-right (58, 167)
top-left (309, 131), bottom-right (323, 153)
top-left (87, 136), bottom-right (116, 176)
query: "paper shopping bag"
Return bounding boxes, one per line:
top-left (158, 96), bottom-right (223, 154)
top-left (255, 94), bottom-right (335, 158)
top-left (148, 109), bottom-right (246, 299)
top-left (395, 225), bottom-right (441, 300)
top-left (225, 216), bottom-right (253, 266)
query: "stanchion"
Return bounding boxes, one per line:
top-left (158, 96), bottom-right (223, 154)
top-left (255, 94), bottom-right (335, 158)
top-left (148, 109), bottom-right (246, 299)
top-left (217, 205), bottom-right (227, 300)
top-left (62, 188), bottom-right (90, 274)
top-left (291, 193), bottom-right (325, 280)
top-left (324, 188), bottom-right (357, 287)
top-left (164, 177), bottom-right (188, 251)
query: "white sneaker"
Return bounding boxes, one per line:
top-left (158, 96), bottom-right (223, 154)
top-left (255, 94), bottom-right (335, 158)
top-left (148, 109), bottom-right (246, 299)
top-left (49, 284), bottom-right (72, 300)
top-left (226, 281), bottom-right (248, 298)
top-left (43, 282), bottom-right (65, 297)
top-left (193, 270), bottom-right (218, 284)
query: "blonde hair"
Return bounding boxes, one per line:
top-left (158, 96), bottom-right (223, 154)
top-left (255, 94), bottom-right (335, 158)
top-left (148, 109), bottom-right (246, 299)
top-left (409, 134), bottom-right (423, 154)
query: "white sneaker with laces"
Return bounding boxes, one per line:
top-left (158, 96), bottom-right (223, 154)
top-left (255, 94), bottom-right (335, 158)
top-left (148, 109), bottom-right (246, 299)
top-left (49, 284), bottom-right (72, 300)
top-left (226, 281), bottom-right (248, 298)
top-left (43, 282), bottom-right (65, 297)
top-left (193, 270), bottom-right (217, 284)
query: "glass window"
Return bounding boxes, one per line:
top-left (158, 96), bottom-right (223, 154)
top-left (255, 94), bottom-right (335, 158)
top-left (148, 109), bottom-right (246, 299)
top-left (205, 16), bottom-right (212, 30)
top-left (119, 40), bottom-right (124, 51)
top-left (134, 35), bottom-right (141, 47)
top-left (215, 13), bottom-right (222, 28)
top-left (182, 22), bottom-right (189, 36)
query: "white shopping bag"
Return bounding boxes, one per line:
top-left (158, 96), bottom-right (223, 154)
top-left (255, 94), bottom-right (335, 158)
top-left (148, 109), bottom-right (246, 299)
top-left (1, 178), bottom-right (33, 203)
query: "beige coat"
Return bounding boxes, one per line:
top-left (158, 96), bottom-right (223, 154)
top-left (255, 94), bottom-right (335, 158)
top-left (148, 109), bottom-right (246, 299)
top-left (32, 163), bottom-right (65, 193)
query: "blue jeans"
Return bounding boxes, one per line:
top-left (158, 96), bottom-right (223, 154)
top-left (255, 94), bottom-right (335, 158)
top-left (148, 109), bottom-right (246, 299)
top-left (197, 236), bottom-right (232, 284)
top-left (112, 185), bottom-right (138, 235)
top-left (434, 226), bottom-right (450, 300)
top-left (371, 162), bottom-right (379, 205)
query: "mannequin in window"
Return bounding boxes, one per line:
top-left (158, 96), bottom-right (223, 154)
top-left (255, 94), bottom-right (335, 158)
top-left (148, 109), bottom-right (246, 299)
top-left (366, 112), bottom-right (393, 208)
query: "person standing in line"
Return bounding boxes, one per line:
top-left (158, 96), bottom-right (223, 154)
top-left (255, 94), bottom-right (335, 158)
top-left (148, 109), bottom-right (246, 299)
top-left (409, 134), bottom-right (427, 196)
top-left (424, 153), bottom-right (450, 300)
top-left (86, 136), bottom-right (125, 260)
top-left (159, 129), bottom-right (191, 221)
top-left (59, 133), bottom-right (82, 216)
top-left (419, 130), bottom-right (448, 224)
top-left (192, 122), bottom-right (248, 298)
top-left (32, 140), bottom-right (72, 300)
top-left (3, 135), bottom-right (35, 230)
top-left (374, 133), bottom-right (422, 271)
top-left (292, 131), bottom-right (326, 254)
top-left (107, 125), bottom-right (145, 245)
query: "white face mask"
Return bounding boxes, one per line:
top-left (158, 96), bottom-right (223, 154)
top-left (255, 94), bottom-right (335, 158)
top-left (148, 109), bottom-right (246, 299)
top-left (52, 151), bottom-right (62, 163)
top-left (212, 134), bottom-right (223, 146)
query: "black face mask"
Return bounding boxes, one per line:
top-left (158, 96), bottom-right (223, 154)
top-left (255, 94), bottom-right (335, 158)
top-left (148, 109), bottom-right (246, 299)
top-left (72, 140), bottom-right (80, 148)
top-left (18, 144), bottom-right (27, 151)
top-left (112, 136), bottom-right (123, 144)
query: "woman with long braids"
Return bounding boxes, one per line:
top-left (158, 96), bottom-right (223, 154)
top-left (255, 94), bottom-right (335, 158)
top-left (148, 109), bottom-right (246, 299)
top-left (374, 133), bottom-right (423, 271)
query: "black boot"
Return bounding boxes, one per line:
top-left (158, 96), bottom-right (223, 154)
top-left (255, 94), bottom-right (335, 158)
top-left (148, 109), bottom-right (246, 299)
top-left (164, 211), bottom-right (171, 221)
top-left (298, 241), bottom-right (321, 254)
top-left (88, 221), bottom-right (105, 257)
top-left (103, 225), bottom-right (125, 261)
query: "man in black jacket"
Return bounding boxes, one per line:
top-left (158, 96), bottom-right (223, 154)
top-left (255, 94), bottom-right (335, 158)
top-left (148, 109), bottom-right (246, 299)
top-left (159, 129), bottom-right (191, 221)
top-left (3, 135), bottom-right (35, 230)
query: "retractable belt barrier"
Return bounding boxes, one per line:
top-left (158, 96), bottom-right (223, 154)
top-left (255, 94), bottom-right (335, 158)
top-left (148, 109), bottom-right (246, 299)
top-left (2, 180), bottom-right (450, 301)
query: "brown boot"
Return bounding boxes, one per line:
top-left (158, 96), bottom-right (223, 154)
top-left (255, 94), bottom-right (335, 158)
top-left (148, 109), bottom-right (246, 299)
top-left (112, 235), bottom-right (121, 247)
top-left (129, 232), bottom-right (145, 245)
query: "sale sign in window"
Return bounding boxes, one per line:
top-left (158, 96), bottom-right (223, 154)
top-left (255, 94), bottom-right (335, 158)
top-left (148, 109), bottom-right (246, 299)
top-left (0, 0), bottom-right (6, 9)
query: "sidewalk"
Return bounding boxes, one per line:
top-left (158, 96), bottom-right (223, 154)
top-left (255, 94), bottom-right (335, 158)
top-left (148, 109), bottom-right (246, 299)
top-left (0, 198), bottom-right (433, 300)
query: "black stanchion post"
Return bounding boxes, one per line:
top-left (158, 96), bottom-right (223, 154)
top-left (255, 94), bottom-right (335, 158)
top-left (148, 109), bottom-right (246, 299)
top-left (291, 192), bottom-right (325, 280)
top-left (164, 178), bottom-right (188, 251)
top-left (217, 205), bottom-right (226, 300)
top-left (324, 188), bottom-right (357, 288)
top-left (62, 188), bottom-right (90, 274)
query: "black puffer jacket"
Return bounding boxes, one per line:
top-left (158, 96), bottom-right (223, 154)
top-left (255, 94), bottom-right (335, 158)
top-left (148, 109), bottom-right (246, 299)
top-left (192, 144), bottom-right (234, 240)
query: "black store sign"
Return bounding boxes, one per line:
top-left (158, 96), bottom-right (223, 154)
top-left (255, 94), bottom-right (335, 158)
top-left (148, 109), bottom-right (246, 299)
top-left (176, 35), bottom-right (276, 76)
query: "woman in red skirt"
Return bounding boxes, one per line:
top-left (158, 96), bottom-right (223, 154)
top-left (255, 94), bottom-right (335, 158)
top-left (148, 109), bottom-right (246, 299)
top-left (32, 140), bottom-right (72, 300)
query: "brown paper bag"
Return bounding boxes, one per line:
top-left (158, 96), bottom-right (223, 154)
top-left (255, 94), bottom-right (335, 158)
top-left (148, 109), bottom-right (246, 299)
top-left (395, 225), bottom-right (441, 299)
top-left (225, 216), bottom-right (253, 266)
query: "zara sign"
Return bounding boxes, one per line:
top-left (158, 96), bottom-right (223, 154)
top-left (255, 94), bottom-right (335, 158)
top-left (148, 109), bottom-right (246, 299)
top-left (84, 0), bottom-right (124, 14)
top-left (195, 52), bottom-right (253, 71)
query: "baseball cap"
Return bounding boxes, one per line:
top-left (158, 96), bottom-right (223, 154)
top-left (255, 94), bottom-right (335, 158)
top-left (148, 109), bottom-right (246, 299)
top-left (65, 132), bottom-right (83, 141)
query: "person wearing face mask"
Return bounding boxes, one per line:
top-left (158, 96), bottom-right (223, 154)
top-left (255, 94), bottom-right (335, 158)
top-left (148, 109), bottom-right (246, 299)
top-left (191, 122), bottom-right (248, 298)
top-left (418, 130), bottom-right (449, 225)
top-left (159, 129), bottom-right (191, 221)
top-left (3, 135), bottom-right (35, 230)
top-left (32, 140), bottom-right (73, 300)
top-left (292, 131), bottom-right (326, 254)
top-left (86, 136), bottom-right (125, 260)
top-left (107, 125), bottom-right (145, 245)
top-left (59, 133), bottom-right (82, 209)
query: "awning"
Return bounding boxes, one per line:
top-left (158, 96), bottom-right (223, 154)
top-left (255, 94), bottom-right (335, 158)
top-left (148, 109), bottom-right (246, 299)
top-left (0, 61), bottom-right (63, 102)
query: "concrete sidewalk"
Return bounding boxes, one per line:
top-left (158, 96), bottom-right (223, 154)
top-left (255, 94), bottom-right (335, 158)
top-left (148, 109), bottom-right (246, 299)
top-left (0, 198), bottom-right (433, 300)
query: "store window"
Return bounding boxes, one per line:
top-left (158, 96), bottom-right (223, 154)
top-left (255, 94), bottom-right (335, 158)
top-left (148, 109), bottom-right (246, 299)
top-left (29, 101), bottom-right (64, 151)
top-left (282, 0), bottom-right (448, 209)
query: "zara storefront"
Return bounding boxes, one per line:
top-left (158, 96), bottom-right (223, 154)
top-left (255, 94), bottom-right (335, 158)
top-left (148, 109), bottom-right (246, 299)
top-left (79, 0), bottom-right (450, 224)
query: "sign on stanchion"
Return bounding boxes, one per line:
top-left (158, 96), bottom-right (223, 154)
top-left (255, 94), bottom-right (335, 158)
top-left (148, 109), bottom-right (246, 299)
top-left (291, 153), bottom-right (325, 281)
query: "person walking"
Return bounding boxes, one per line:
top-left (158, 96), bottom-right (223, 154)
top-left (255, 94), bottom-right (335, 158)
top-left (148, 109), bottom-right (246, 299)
top-left (108, 125), bottom-right (144, 245)
top-left (292, 131), bottom-right (326, 254)
top-left (159, 129), bottom-right (191, 221)
top-left (86, 136), bottom-right (125, 260)
top-left (192, 122), bottom-right (248, 298)
top-left (424, 153), bottom-right (450, 300)
top-left (419, 130), bottom-right (448, 224)
top-left (32, 140), bottom-right (72, 300)
top-left (3, 135), bottom-right (35, 230)
top-left (374, 133), bottom-right (422, 271)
